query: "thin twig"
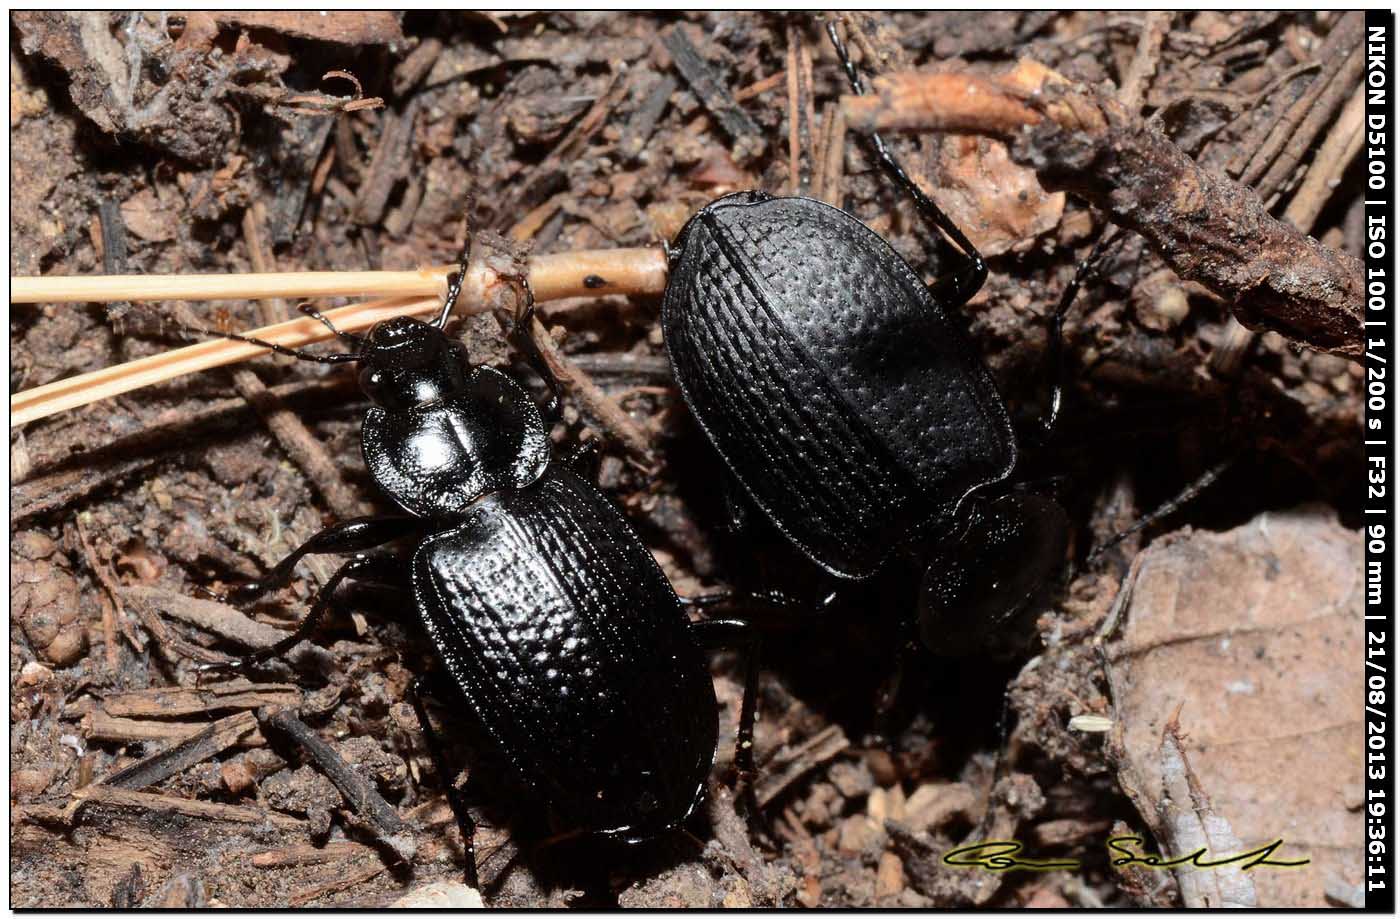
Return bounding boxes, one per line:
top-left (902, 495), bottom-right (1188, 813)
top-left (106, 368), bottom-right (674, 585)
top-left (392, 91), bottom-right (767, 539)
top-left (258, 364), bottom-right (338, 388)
top-left (99, 711), bottom-right (260, 790)
top-left (1256, 42), bottom-right (1365, 202)
top-left (73, 517), bottom-right (126, 672)
top-left (260, 707), bottom-right (416, 864)
top-left (1234, 12), bottom-right (1363, 190)
top-left (120, 585), bottom-right (286, 651)
top-left (69, 784), bottom-right (304, 828)
top-left (1118, 11), bottom-right (1171, 112)
top-left (252, 840), bottom-right (378, 868)
top-left (1283, 84), bottom-right (1367, 230)
top-left (1212, 81), bottom-right (1368, 377)
top-left (786, 24), bottom-right (816, 195)
top-left (527, 313), bottom-right (654, 462)
top-left (755, 724), bottom-right (851, 808)
top-left (734, 71), bottom-right (786, 102)
top-left (97, 680), bottom-right (301, 718)
top-left (288, 860), bottom-right (386, 907)
top-left (814, 100), bottom-right (847, 207)
top-left (16, 377), bottom-right (351, 485)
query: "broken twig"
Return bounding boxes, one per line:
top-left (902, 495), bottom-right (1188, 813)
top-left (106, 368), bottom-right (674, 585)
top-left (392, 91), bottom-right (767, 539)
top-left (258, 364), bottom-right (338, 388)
top-left (840, 61), bottom-right (1364, 358)
top-left (260, 707), bottom-right (416, 864)
top-left (99, 711), bottom-right (260, 790)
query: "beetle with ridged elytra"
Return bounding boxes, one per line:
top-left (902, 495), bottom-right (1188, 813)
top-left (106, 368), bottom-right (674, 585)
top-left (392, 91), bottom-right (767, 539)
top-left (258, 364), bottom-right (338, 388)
top-left (660, 23), bottom-right (1112, 657)
top-left (193, 261), bottom-right (764, 888)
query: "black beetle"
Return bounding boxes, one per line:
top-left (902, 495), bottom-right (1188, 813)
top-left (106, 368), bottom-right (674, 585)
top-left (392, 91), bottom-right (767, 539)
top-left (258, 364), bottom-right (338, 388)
top-left (661, 23), bottom-right (1098, 656)
top-left (197, 266), bottom-right (762, 887)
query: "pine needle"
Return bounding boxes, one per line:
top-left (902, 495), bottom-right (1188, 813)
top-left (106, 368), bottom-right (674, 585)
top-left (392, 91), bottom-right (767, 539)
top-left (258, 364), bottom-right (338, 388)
top-left (12, 248), bottom-right (668, 426)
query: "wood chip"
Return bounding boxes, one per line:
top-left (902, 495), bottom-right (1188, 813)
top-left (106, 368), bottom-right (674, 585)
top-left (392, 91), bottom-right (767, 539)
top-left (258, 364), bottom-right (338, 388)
top-left (97, 681), bottom-right (301, 719)
top-left (71, 785), bottom-right (303, 828)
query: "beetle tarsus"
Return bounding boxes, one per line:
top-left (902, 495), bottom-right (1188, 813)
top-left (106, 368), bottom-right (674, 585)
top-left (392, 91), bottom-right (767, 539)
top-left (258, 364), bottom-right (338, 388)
top-left (409, 673), bottom-right (480, 891)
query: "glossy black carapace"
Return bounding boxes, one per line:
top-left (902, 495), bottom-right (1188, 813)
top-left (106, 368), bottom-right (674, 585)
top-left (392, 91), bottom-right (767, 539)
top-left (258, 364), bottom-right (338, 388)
top-left (663, 191), bottom-right (1018, 580)
top-left (661, 23), bottom-right (1083, 655)
top-left (198, 275), bottom-right (760, 886)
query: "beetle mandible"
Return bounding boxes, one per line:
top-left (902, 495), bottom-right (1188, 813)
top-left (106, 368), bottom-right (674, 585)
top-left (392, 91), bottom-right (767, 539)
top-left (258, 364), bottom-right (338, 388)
top-left (196, 262), bottom-right (764, 888)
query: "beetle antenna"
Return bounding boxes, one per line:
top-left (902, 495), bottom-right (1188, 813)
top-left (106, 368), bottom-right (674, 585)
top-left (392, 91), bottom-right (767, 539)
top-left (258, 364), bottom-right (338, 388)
top-left (297, 302), bottom-right (365, 347)
top-left (825, 18), bottom-right (988, 302)
top-left (181, 320), bottom-right (360, 364)
top-left (1087, 455), bottom-right (1237, 563)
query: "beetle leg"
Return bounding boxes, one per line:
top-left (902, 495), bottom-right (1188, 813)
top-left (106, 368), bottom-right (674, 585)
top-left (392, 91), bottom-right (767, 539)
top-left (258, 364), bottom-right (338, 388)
top-left (199, 553), bottom-right (403, 676)
top-left (1032, 229), bottom-right (1120, 445)
top-left (869, 614), bottom-right (921, 747)
top-left (502, 276), bottom-right (565, 422)
top-left (688, 618), bottom-right (761, 778)
top-left (687, 617), bottom-right (773, 842)
top-left (720, 470), bottom-right (750, 534)
top-left (973, 683), bottom-right (1019, 840)
top-left (680, 586), bottom-right (838, 617)
top-left (560, 438), bottom-right (600, 476)
top-left (434, 237), bottom-right (474, 329)
top-left (204, 515), bottom-right (424, 605)
top-left (408, 674), bottom-right (480, 890)
top-left (825, 19), bottom-right (987, 308)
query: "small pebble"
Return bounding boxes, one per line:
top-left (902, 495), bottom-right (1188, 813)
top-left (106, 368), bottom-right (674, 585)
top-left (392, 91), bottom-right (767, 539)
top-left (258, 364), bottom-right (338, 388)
top-left (17, 661), bottom-right (53, 687)
top-left (13, 767), bottom-right (52, 798)
top-left (220, 761), bottom-right (255, 796)
top-left (875, 851), bottom-right (904, 899)
top-left (391, 882), bottom-right (484, 908)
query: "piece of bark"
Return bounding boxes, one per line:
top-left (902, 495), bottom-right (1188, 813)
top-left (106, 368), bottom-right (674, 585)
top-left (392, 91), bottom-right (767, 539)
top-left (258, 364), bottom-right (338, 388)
top-left (119, 585), bottom-right (285, 650)
top-left (619, 75), bottom-right (678, 162)
top-left (207, 12), bottom-right (402, 46)
top-left (353, 101), bottom-right (418, 227)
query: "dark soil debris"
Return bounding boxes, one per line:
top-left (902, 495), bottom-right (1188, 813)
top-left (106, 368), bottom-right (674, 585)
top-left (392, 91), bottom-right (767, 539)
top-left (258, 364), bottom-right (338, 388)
top-left (11, 11), bottom-right (1362, 908)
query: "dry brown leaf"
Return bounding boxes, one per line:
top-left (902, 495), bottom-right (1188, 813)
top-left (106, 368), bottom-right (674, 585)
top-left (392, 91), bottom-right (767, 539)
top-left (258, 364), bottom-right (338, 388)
top-left (932, 135), bottom-right (1065, 256)
top-left (1104, 506), bottom-right (1363, 907)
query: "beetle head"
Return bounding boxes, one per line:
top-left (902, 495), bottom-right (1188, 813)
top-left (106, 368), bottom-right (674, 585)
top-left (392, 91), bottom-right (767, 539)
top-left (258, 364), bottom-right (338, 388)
top-left (919, 493), bottom-right (1069, 657)
top-left (357, 316), bottom-right (471, 410)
